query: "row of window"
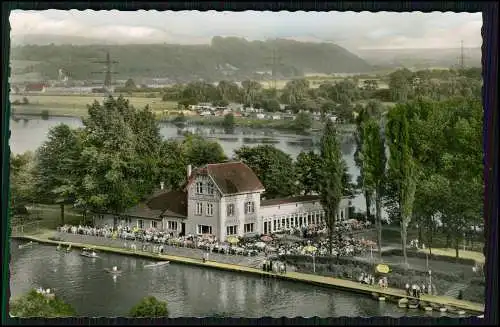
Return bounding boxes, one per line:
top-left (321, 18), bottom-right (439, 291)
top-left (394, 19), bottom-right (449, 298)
top-left (196, 203), bottom-right (214, 216)
top-left (263, 211), bottom-right (327, 234)
top-left (195, 181), bottom-right (215, 195)
top-left (132, 219), bottom-right (178, 230)
top-left (226, 223), bottom-right (255, 235)
top-left (195, 201), bottom-right (256, 216)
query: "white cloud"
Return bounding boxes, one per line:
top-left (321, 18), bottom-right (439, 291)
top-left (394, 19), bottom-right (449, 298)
top-left (9, 10), bottom-right (483, 49)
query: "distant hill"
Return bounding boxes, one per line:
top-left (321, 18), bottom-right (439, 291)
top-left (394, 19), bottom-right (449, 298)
top-left (9, 36), bottom-right (374, 83)
top-left (355, 47), bottom-right (481, 69)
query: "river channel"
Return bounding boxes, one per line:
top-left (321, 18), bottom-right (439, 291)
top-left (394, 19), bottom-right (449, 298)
top-left (9, 116), bottom-right (370, 213)
top-left (9, 239), bottom-right (449, 318)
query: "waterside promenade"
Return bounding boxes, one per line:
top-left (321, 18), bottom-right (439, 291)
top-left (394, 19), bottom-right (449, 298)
top-left (11, 232), bottom-right (484, 316)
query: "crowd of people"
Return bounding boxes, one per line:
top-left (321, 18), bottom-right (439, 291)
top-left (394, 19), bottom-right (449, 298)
top-left (358, 272), bottom-right (389, 289)
top-left (57, 219), bottom-right (375, 259)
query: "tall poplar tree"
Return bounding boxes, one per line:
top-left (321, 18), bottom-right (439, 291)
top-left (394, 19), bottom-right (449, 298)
top-left (360, 118), bottom-right (387, 258)
top-left (385, 105), bottom-right (417, 266)
top-left (318, 120), bottom-right (344, 257)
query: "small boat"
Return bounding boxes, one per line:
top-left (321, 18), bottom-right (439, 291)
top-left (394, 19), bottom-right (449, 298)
top-left (18, 241), bottom-right (34, 249)
top-left (477, 314), bottom-right (484, 319)
top-left (80, 248), bottom-right (99, 258)
top-left (144, 261), bottom-right (170, 268)
top-left (424, 306), bottom-right (433, 311)
top-left (439, 307), bottom-right (447, 313)
top-left (408, 299), bottom-right (419, 309)
top-left (458, 310), bottom-right (466, 315)
top-left (56, 244), bottom-right (62, 251)
top-left (105, 266), bottom-right (122, 275)
top-left (398, 298), bottom-right (408, 308)
top-left (66, 244), bottom-right (72, 252)
top-left (378, 297), bottom-right (386, 302)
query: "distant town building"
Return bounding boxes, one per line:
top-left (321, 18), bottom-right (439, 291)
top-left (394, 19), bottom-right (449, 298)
top-left (23, 83), bottom-right (47, 93)
top-left (93, 161), bottom-right (351, 240)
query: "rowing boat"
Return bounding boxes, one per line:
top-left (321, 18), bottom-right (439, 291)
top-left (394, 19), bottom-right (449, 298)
top-left (144, 261), bottom-right (170, 268)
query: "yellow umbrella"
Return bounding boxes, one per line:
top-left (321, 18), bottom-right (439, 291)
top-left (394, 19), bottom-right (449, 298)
top-left (226, 236), bottom-right (239, 245)
top-left (304, 245), bottom-right (317, 253)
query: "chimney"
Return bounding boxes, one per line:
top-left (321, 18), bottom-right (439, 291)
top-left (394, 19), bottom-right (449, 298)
top-left (160, 182), bottom-right (164, 190)
top-left (187, 164), bottom-right (192, 178)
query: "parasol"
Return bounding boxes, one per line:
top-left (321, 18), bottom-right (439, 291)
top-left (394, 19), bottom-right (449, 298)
top-left (304, 245), bottom-right (317, 253)
top-left (254, 241), bottom-right (266, 249)
top-left (227, 236), bottom-right (239, 244)
top-left (260, 235), bottom-right (273, 242)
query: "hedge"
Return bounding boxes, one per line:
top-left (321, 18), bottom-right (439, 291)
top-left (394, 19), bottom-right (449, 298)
top-left (280, 254), bottom-right (464, 283)
top-left (382, 248), bottom-right (477, 266)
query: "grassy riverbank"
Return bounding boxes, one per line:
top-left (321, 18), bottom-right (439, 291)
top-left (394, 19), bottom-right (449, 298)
top-left (11, 233), bottom-right (484, 315)
top-left (10, 94), bottom-right (178, 117)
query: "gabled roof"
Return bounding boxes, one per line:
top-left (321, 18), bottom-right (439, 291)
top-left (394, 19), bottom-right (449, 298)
top-left (187, 161), bottom-right (265, 195)
top-left (147, 190), bottom-right (187, 219)
top-left (123, 203), bottom-right (163, 220)
top-left (121, 190), bottom-right (188, 220)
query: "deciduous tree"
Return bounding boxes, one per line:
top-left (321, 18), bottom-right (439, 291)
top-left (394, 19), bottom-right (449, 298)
top-left (234, 145), bottom-right (297, 199)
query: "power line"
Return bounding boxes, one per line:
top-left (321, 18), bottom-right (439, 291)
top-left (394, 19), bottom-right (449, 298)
top-left (91, 51), bottom-right (119, 92)
top-left (265, 48), bottom-right (284, 89)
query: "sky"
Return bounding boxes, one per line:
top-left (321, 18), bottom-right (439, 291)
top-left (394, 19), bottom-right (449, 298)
top-left (9, 10), bottom-right (483, 50)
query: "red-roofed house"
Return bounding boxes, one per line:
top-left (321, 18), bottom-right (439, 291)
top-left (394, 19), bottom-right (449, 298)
top-left (24, 83), bottom-right (47, 93)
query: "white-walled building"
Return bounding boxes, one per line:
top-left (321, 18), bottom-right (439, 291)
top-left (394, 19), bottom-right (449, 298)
top-left (93, 161), bottom-right (351, 241)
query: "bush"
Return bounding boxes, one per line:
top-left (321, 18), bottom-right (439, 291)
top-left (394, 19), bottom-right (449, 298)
top-left (10, 289), bottom-right (76, 317)
top-left (40, 110), bottom-right (50, 120)
top-left (129, 296), bottom-right (168, 318)
top-left (462, 283), bottom-right (485, 303)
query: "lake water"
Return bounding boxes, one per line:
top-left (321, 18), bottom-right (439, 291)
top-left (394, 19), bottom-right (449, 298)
top-left (9, 239), bottom-right (446, 318)
top-left (9, 116), bottom-right (369, 212)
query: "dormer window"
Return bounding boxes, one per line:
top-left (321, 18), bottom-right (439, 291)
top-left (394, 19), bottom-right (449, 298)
top-left (196, 182), bottom-right (203, 194)
top-left (207, 182), bottom-right (215, 195)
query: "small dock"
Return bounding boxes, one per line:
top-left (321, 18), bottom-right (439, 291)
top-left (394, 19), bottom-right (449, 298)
top-left (12, 235), bottom-right (484, 315)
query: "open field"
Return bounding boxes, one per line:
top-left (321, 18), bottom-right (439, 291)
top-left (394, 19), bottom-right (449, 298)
top-left (10, 94), bottom-right (178, 116)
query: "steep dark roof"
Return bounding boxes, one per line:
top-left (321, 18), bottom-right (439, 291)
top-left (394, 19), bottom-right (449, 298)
top-left (261, 195), bottom-right (321, 207)
top-left (121, 190), bottom-right (187, 220)
top-left (198, 161), bottom-right (265, 195)
top-left (147, 190), bottom-right (187, 218)
top-left (123, 203), bottom-right (163, 220)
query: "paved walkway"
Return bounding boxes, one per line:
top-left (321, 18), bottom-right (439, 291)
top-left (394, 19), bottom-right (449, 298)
top-left (12, 233), bottom-right (484, 315)
top-left (50, 232), bottom-right (276, 270)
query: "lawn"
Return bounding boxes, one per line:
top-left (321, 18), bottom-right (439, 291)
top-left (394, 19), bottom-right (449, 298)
top-left (10, 95), bottom-right (178, 117)
top-left (359, 225), bottom-right (484, 253)
top-left (12, 204), bottom-right (84, 235)
top-left (417, 248), bottom-right (485, 264)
